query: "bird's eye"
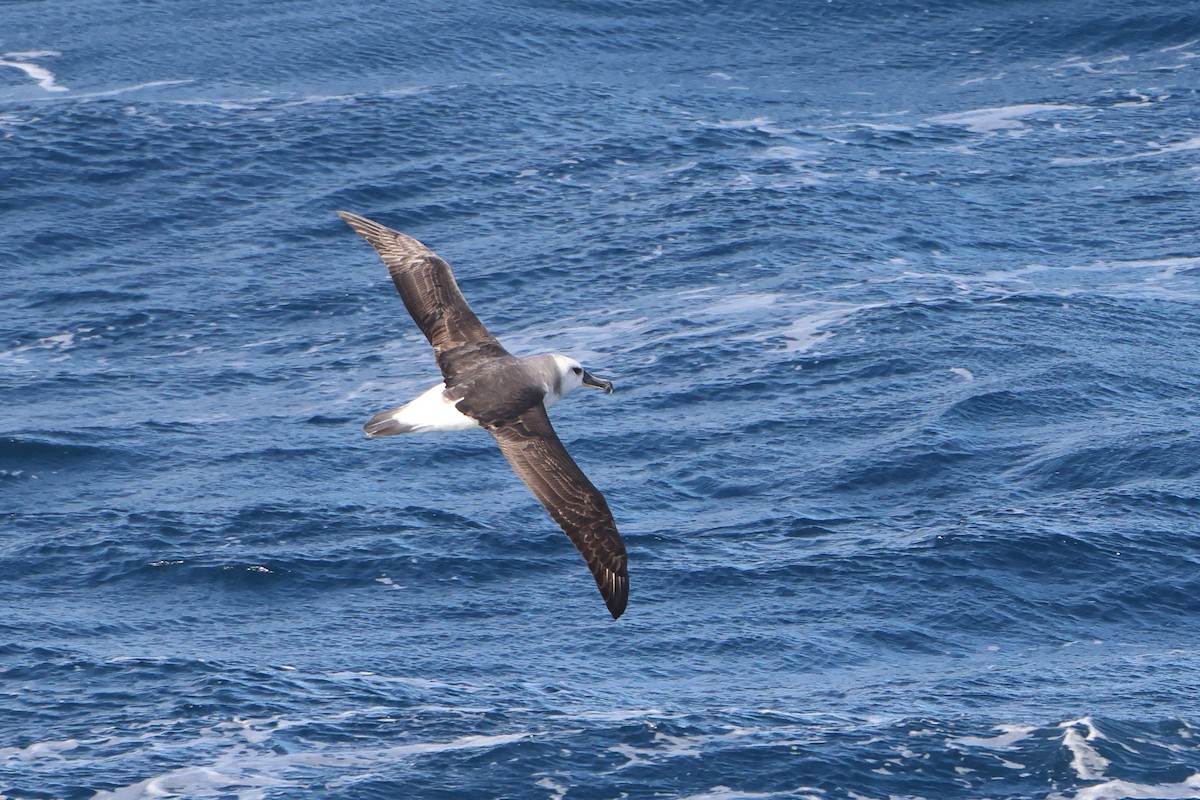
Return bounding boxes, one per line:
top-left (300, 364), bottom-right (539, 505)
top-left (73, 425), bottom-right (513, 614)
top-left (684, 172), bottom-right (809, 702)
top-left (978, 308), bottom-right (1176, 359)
top-left (572, 366), bottom-right (582, 375)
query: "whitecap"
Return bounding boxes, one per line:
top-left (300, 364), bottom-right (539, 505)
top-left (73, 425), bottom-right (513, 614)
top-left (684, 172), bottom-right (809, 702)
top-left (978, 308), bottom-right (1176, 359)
top-left (930, 104), bottom-right (1082, 135)
top-left (676, 787), bottom-right (823, 800)
top-left (1060, 717), bottom-right (1110, 781)
top-left (41, 332), bottom-right (75, 349)
top-left (709, 116), bottom-right (773, 129)
top-left (1057, 774), bottom-right (1200, 800)
top-left (536, 776), bottom-right (570, 800)
top-left (1161, 39), bottom-right (1199, 52)
top-left (705, 117), bottom-right (794, 136)
top-left (0, 737), bottom-right (80, 761)
top-left (569, 708), bottom-right (671, 722)
top-left (0, 50), bottom-right (68, 93)
top-left (90, 730), bottom-right (532, 800)
top-left (950, 723), bottom-right (1033, 749)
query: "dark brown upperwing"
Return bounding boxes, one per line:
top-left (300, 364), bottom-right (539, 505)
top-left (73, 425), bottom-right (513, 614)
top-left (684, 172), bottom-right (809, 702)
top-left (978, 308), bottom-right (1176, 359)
top-left (338, 211), bottom-right (509, 381)
top-left (487, 404), bottom-right (629, 619)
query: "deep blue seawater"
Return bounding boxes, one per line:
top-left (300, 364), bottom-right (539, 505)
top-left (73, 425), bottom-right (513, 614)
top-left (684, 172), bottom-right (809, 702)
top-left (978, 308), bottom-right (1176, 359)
top-left (3, 1), bottom-right (1200, 797)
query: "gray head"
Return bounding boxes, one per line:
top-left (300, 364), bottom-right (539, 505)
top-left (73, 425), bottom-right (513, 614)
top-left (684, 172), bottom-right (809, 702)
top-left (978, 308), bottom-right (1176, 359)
top-left (545, 353), bottom-right (614, 401)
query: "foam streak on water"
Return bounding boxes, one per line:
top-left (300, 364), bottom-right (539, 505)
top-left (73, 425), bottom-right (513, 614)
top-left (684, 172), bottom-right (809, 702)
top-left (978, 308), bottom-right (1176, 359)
top-left (3, 1), bottom-right (1200, 798)
top-left (0, 50), bottom-right (69, 93)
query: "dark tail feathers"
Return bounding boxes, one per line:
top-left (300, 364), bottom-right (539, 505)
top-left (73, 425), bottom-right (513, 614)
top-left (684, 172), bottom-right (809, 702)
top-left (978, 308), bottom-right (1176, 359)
top-left (364, 409), bottom-right (415, 437)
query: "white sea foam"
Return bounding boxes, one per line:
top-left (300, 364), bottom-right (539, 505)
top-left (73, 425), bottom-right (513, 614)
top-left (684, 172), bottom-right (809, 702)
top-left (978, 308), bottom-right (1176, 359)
top-left (598, 289), bottom-right (885, 357)
top-left (950, 723), bottom-right (1034, 749)
top-left (836, 121), bottom-right (915, 134)
top-left (571, 708), bottom-right (671, 722)
top-left (89, 730), bottom-right (532, 800)
top-left (1051, 135), bottom-right (1200, 166)
top-left (609, 731), bottom-right (704, 771)
top-left (638, 244), bottom-right (664, 263)
top-left (0, 328), bottom-right (88, 364)
top-left (949, 367), bottom-right (974, 381)
top-left (854, 257), bottom-right (1200, 303)
top-left (1080, 776), bottom-right (1200, 800)
top-left (1051, 774), bottom-right (1200, 800)
top-left (42, 331), bottom-right (75, 349)
top-left (1049, 55), bottom-right (1131, 76)
top-left (757, 145), bottom-right (815, 161)
top-left (1161, 39), bottom-right (1199, 52)
top-left (775, 303), bottom-right (882, 353)
top-left (1060, 717), bottom-right (1110, 782)
top-left (930, 104), bottom-right (1082, 134)
top-left (705, 117), bottom-right (794, 136)
top-left (0, 737), bottom-right (80, 761)
top-left (677, 787), bottom-right (825, 800)
top-left (323, 671), bottom-right (466, 690)
top-left (709, 116), bottom-right (772, 129)
top-left (606, 721), bottom-right (825, 778)
top-left (536, 776), bottom-right (570, 800)
top-left (171, 85), bottom-right (428, 112)
top-left (275, 93), bottom-right (361, 108)
top-left (0, 50), bottom-right (68, 92)
top-left (70, 79), bottom-right (194, 100)
top-left (959, 70), bottom-right (1009, 86)
top-left (694, 292), bottom-right (781, 316)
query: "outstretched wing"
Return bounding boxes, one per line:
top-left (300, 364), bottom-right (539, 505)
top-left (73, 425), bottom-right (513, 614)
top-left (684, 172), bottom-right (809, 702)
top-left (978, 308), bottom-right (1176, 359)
top-left (487, 404), bottom-right (629, 619)
top-left (337, 211), bottom-right (509, 382)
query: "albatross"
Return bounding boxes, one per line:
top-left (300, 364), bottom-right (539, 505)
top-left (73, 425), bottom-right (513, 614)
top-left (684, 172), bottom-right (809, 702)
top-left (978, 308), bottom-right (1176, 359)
top-left (338, 211), bottom-right (629, 619)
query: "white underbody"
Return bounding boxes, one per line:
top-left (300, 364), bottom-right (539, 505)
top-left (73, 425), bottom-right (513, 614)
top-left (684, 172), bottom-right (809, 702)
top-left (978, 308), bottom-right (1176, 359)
top-left (382, 382), bottom-right (479, 433)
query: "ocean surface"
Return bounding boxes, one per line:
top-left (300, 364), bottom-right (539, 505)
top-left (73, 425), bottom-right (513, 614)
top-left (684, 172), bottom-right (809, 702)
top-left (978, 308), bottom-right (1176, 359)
top-left (3, 1), bottom-right (1200, 798)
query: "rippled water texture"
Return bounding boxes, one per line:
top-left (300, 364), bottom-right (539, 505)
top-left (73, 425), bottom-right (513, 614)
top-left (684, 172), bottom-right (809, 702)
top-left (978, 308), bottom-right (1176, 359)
top-left (3, 1), bottom-right (1200, 798)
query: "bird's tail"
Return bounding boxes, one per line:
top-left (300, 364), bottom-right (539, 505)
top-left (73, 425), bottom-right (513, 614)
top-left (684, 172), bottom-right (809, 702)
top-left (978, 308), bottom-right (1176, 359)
top-left (363, 408), bottom-right (417, 437)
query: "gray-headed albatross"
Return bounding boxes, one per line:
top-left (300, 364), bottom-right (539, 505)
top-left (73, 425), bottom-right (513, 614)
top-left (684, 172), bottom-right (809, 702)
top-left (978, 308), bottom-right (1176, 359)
top-left (338, 211), bottom-right (629, 619)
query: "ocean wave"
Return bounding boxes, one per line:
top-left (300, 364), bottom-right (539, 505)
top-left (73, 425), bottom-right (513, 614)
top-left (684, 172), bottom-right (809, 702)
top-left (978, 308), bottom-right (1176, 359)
top-left (0, 435), bottom-right (135, 471)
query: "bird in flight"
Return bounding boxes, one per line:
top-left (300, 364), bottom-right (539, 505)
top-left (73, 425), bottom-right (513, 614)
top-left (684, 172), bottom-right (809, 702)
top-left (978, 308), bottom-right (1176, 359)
top-left (338, 211), bottom-right (629, 619)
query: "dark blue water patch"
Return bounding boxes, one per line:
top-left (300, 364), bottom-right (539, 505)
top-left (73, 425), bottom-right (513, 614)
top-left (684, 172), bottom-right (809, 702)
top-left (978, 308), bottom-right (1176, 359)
top-left (644, 375), bottom-right (789, 411)
top-left (0, 435), bottom-right (137, 473)
top-left (3, 503), bottom-right (492, 588)
top-left (1098, 487), bottom-right (1200, 519)
top-left (1016, 430), bottom-right (1200, 492)
top-left (942, 384), bottom-right (1108, 427)
top-left (303, 413), bottom-right (363, 430)
top-left (19, 288), bottom-right (152, 311)
top-left (1046, 10), bottom-right (1200, 53)
top-left (826, 437), bottom-right (1011, 498)
top-left (651, 516), bottom-right (1200, 653)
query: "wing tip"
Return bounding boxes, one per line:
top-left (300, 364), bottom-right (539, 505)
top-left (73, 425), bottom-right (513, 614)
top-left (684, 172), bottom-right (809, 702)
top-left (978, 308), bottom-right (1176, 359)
top-left (602, 573), bottom-right (629, 620)
top-left (336, 210), bottom-right (434, 261)
top-left (336, 209), bottom-right (377, 236)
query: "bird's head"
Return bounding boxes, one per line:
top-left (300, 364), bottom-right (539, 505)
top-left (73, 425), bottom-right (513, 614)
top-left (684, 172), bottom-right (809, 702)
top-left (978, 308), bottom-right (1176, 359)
top-left (550, 354), bottom-right (614, 397)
